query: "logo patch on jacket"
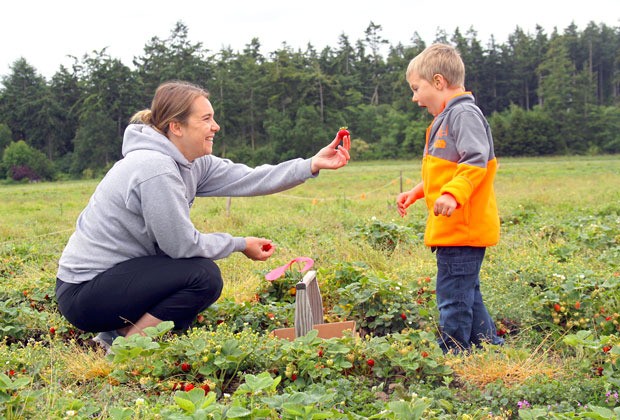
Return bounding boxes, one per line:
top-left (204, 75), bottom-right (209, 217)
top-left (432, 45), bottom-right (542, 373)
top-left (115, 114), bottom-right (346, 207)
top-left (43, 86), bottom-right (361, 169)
top-left (434, 124), bottom-right (448, 149)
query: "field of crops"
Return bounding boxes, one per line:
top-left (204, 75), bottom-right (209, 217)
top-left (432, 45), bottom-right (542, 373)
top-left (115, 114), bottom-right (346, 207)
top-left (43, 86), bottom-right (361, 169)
top-left (0, 156), bottom-right (619, 418)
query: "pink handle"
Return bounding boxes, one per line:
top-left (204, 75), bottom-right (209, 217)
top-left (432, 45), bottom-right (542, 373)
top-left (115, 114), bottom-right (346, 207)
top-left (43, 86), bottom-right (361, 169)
top-left (265, 257), bottom-right (314, 281)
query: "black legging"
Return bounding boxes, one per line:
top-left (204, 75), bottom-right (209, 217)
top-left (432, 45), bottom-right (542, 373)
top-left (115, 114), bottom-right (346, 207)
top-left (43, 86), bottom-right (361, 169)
top-left (55, 255), bottom-right (223, 332)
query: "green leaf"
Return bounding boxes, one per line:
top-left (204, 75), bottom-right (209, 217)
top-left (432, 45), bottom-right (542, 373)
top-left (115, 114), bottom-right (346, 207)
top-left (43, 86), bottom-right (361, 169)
top-left (0, 373), bottom-right (13, 388)
top-left (143, 320), bottom-right (175, 337)
top-left (582, 405), bottom-right (615, 419)
top-left (387, 399), bottom-right (430, 420)
top-left (241, 371), bottom-right (278, 393)
top-left (0, 373), bottom-right (30, 390)
top-left (173, 396), bottom-right (196, 414)
top-left (281, 404), bottom-right (304, 416)
top-left (200, 391), bottom-right (217, 409)
top-left (221, 339), bottom-right (247, 360)
top-left (108, 407), bottom-right (135, 420)
top-left (184, 387), bottom-right (210, 407)
top-left (249, 408), bottom-right (273, 417)
top-left (225, 405), bottom-right (252, 418)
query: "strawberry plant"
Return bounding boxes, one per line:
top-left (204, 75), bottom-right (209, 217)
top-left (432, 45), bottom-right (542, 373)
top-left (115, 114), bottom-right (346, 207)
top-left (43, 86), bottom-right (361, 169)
top-left (0, 372), bottom-right (41, 419)
top-left (0, 299), bottom-right (27, 340)
top-left (199, 297), bottom-right (294, 333)
top-left (272, 330), bottom-right (355, 386)
top-left (332, 269), bottom-right (434, 336)
top-left (529, 272), bottom-right (620, 334)
top-left (352, 217), bottom-right (415, 253)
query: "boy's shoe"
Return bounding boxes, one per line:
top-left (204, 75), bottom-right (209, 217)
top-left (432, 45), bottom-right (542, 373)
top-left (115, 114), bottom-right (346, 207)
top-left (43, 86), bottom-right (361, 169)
top-left (92, 330), bottom-right (120, 354)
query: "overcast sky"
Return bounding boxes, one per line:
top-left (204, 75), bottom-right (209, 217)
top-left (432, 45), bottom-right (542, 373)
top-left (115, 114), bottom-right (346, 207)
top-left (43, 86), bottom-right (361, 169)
top-left (2, 0), bottom-right (618, 79)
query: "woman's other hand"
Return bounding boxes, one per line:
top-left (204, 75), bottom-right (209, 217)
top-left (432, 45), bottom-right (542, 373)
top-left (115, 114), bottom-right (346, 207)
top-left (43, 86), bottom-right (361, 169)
top-left (242, 237), bottom-right (275, 261)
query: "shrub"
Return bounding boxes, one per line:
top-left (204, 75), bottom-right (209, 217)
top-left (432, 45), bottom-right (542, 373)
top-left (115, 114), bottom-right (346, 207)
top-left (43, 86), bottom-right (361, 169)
top-left (2, 140), bottom-right (54, 181)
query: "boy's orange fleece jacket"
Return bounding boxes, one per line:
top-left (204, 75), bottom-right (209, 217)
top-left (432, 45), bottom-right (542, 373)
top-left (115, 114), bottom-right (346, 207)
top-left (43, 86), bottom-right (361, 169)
top-left (421, 93), bottom-right (500, 247)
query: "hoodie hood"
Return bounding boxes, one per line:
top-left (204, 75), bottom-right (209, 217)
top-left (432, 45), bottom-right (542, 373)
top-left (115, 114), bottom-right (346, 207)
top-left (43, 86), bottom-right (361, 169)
top-left (122, 124), bottom-right (192, 168)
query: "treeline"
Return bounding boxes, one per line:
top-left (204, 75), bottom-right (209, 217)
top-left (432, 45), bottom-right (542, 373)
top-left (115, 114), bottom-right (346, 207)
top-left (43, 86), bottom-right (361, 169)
top-left (0, 21), bottom-right (619, 181)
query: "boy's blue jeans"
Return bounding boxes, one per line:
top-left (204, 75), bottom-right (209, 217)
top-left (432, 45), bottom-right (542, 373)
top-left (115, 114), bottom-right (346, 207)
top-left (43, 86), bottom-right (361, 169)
top-left (435, 246), bottom-right (504, 353)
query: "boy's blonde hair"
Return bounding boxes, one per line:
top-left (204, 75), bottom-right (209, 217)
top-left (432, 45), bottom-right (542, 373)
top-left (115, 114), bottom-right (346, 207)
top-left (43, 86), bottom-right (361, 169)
top-left (406, 43), bottom-right (465, 88)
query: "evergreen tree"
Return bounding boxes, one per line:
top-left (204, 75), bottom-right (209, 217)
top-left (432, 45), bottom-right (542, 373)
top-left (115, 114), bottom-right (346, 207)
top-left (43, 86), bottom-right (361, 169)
top-left (134, 21), bottom-right (211, 97)
top-left (537, 37), bottom-right (583, 152)
top-left (0, 58), bottom-right (49, 145)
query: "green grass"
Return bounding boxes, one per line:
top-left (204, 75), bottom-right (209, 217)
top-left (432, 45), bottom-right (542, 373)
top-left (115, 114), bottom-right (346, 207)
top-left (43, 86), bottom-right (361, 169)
top-left (1, 155), bottom-right (619, 418)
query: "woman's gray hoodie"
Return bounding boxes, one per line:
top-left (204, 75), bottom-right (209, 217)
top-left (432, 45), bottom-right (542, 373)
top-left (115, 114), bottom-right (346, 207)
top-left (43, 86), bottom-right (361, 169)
top-left (57, 124), bottom-right (315, 284)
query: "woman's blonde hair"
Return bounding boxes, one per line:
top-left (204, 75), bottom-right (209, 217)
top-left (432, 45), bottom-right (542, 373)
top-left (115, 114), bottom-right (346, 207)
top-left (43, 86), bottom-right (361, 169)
top-left (130, 81), bottom-right (210, 134)
top-left (406, 43), bottom-right (465, 88)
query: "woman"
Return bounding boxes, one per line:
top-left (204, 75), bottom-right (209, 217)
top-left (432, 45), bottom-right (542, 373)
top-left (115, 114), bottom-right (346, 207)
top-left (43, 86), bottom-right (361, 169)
top-left (55, 80), bottom-right (350, 350)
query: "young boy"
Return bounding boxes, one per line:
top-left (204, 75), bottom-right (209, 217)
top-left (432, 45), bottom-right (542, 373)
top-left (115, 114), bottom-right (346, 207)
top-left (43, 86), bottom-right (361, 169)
top-left (396, 43), bottom-right (504, 353)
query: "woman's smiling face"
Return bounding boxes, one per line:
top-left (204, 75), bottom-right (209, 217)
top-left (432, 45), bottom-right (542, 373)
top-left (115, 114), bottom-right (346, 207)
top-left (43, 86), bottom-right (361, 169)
top-left (173, 96), bottom-right (220, 161)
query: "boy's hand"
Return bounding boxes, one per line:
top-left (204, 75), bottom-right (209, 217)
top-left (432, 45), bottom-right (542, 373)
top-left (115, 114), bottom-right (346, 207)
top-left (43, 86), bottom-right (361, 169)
top-left (397, 182), bottom-right (424, 217)
top-left (397, 191), bottom-right (417, 217)
top-left (434, 193), bottom-right (457, 217)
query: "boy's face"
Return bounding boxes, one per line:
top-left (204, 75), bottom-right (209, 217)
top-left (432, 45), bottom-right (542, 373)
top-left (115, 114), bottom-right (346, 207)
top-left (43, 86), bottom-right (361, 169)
top-left (407, 72), bottom-right (443, 117)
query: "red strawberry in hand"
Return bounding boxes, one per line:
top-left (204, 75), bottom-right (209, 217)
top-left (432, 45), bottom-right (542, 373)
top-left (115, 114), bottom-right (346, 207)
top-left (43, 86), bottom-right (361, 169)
top-left (336, 127), bottom-right (351, 150)
top-left (261, 243), bottom-right (273, 252)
